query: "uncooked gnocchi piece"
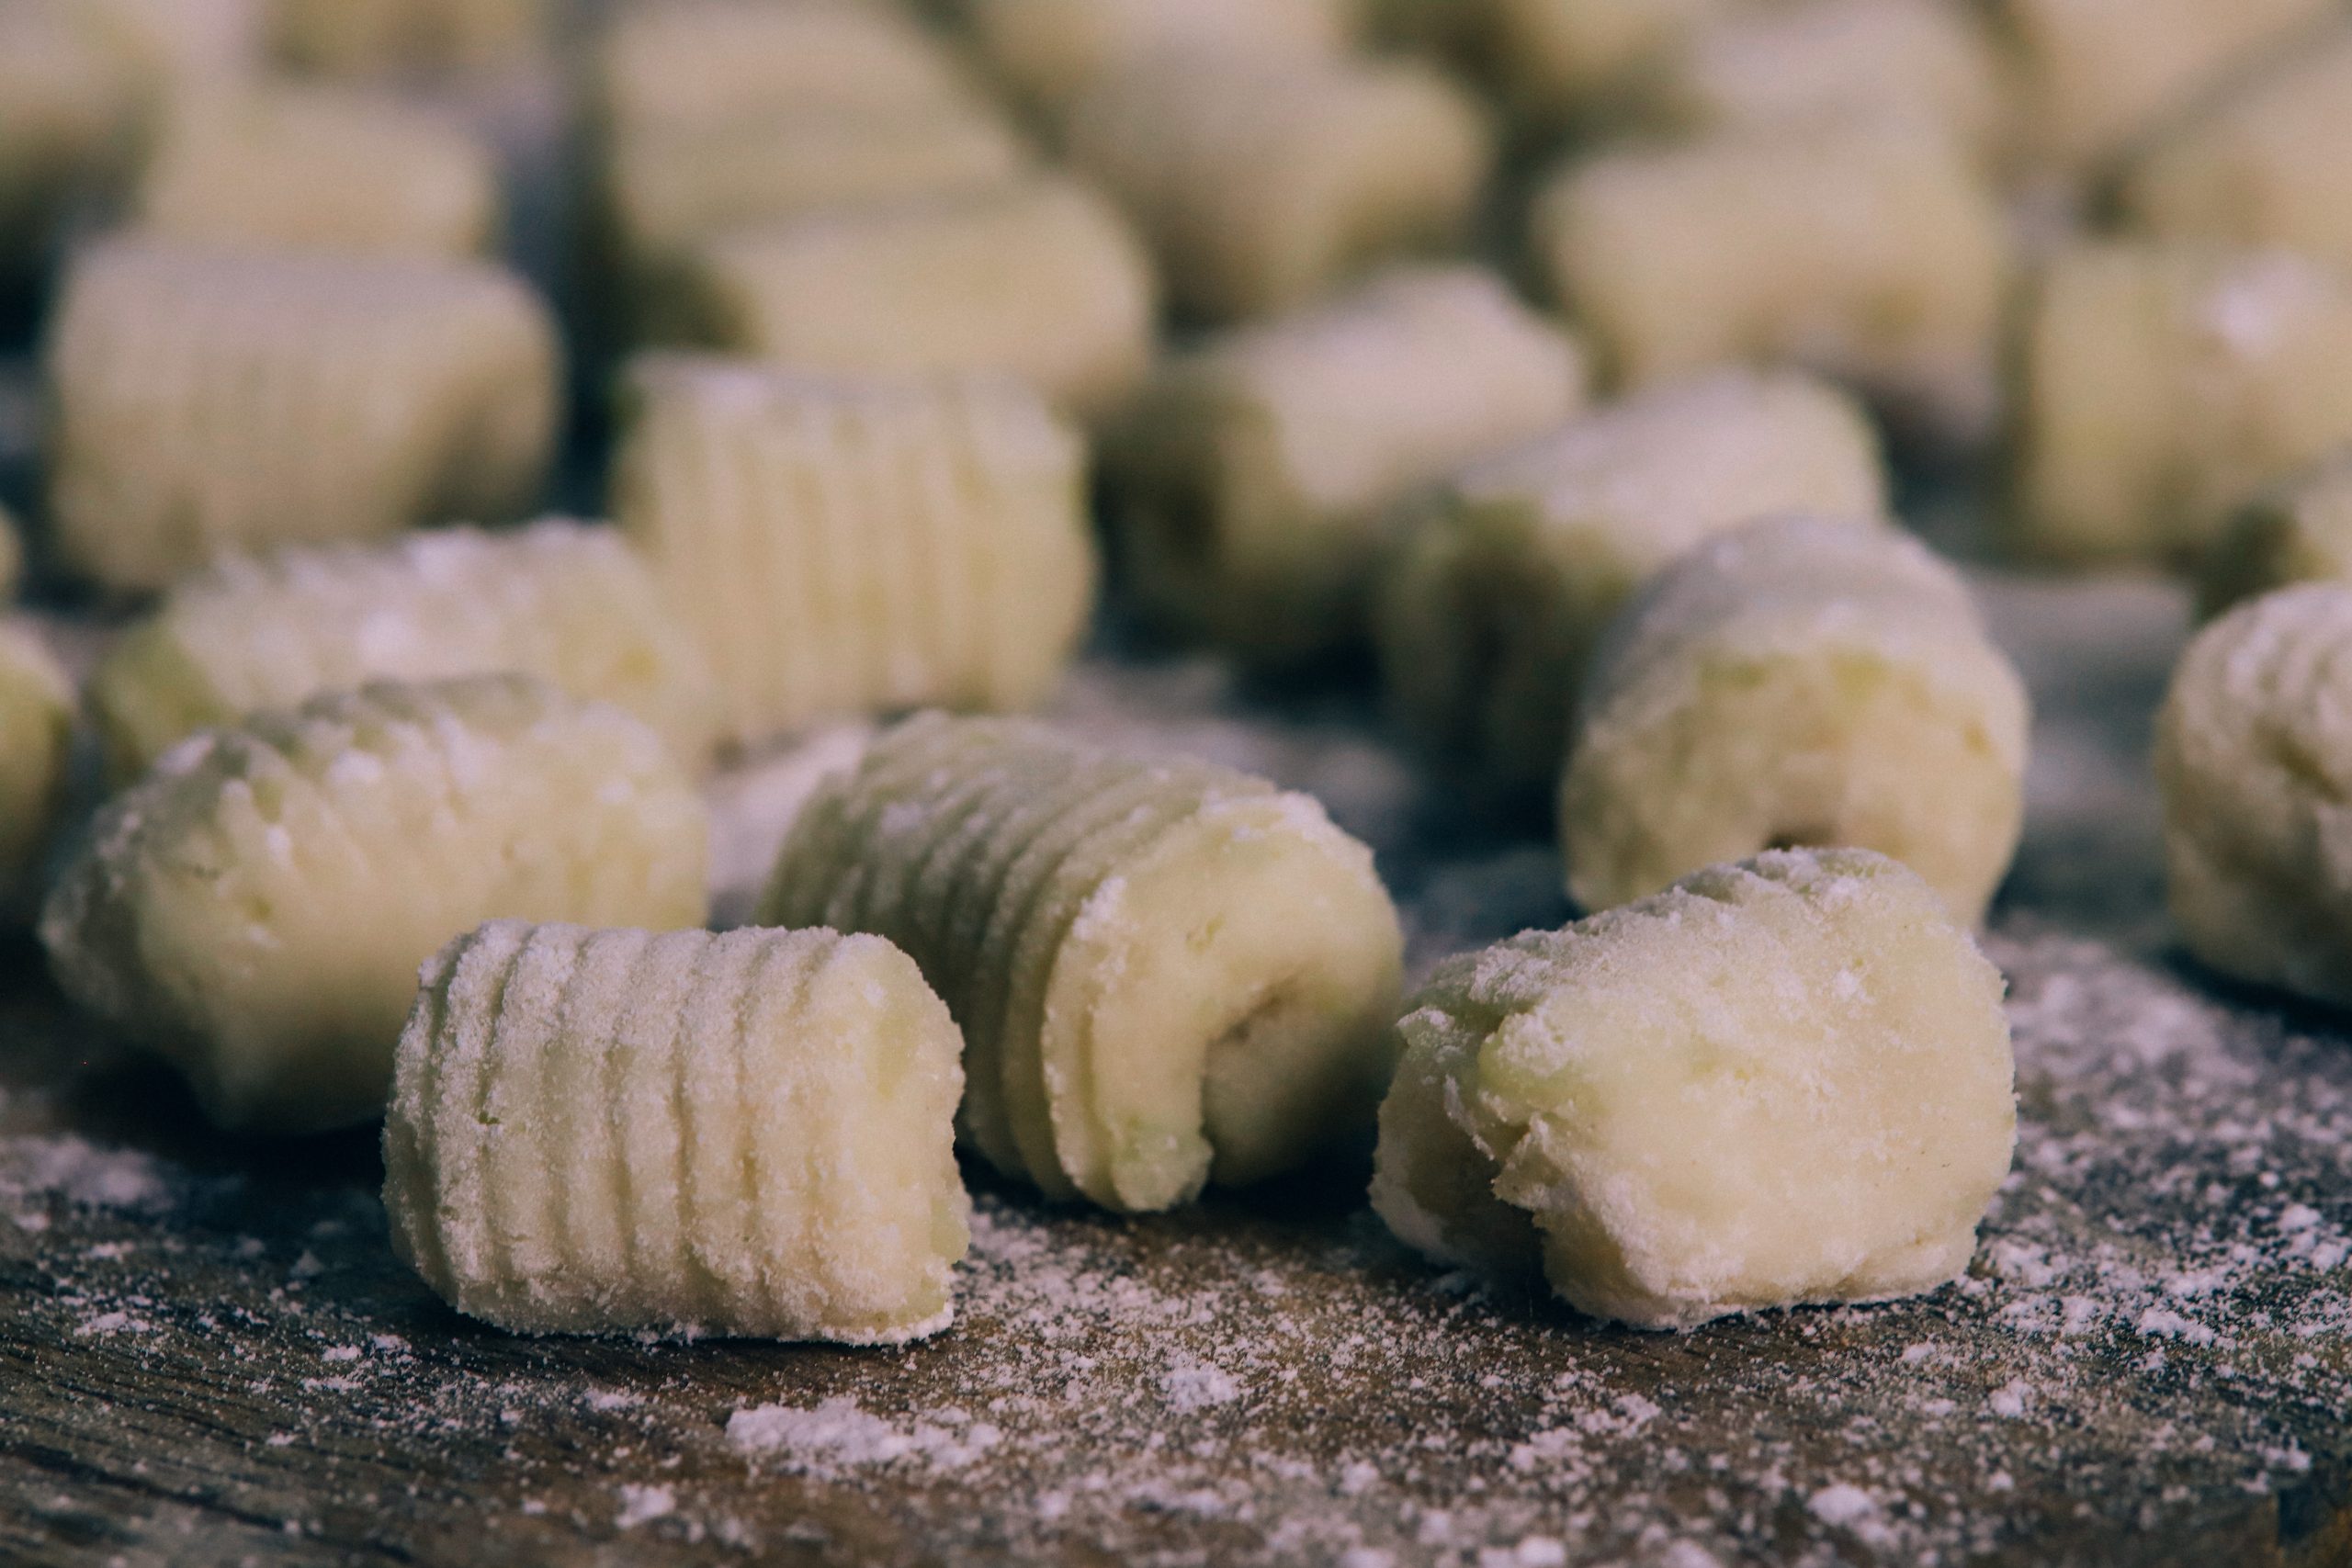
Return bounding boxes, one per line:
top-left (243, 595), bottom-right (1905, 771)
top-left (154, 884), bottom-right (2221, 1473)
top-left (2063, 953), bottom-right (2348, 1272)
top-left (1650, 0), bottom-right (2006, 156)
top-left (136, 83), bottom-right (499, 258)
top-left (40, 676), bottom-right (709, 1134)
top-left (1377, 369), bottom-right (1886, 793)
top-left (1561, 516), bottom-right (2029, 924)
top-left (1993, 0), bottom-right (2334, 173)
top-left (1370, 847), bottom-right (2017, 1329)
top-left (677, 178), bottom-right (1155, 418)
top-left (612, 357), bottom-right (1094, 748)
top-left (383, 920), bottom-right (969, 1343)
top-left (2156, 583), bottom-right (2352, 1010)
top-left (1064, 55), bottom-right (1490, 322)
top-left (964, 0), bottom-right (1355, 114)
top-left (594, 0), bottom-right (974, 138)
top-left (0, 620), bottom-right (75, 912)
top-left (2118, 28), bottom-right (2352, 276)
top-left (1107, 265), bottom-right (1588, 664)
top-left (44, 239), bottom-right (560, 592)
top-left (2199, 454), bottom-right (2352, 618)
top-left (1468, 0), bottom-right (1747, 128)
top-left (271, 0), bottom-right (550, 73)
top-left (0, 3), bottom-right (139, 301)
top-left (762, 714), bottom-right (1405, 1213)
top-left (89, 520), bottom-right (721, 780)
top-left (1532, 117), bottom-right (2009, 434)
top-left (2006, 242), bottom-right (2352, 569)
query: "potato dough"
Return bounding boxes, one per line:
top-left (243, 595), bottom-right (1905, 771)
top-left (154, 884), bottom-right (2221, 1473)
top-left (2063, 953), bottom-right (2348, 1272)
top-left (678, 178), bottom-right (1155, 418)
top-left (2199, 453), bottom-right (2352, 618)
top-left (1993, 0), bottom-right (2334, 173)
top-left (272, 0), bottom-right (550, 73)
top-left (1377, 369), bottom-right (1885, 792)
top-left (1064, 55), bottom-right (1490, 322)
top-left (763, 714), bottom-right (1404, 1213)
top-left (1370, 847), bottom-right (2017, 1329)
top-left (383, 920), bottom-right (969, 1342)
top-left (966, 0), bottom-right (1354, 114)
top-left (0, 620), bottom-right (75, 911)
top-left (2119, 28), bottom-right (2352, 276)
top-left (90, 521), bottom-right (721, 780)
top-left (44, 240), bottom-right (560, 592)
top-left (1561, 516), bottom-right (2029, 924)
top-left (136, 83), bottom-right (499, 258)
top-left (1533, 118), bottom-right (2007, 433)
top-left (1107, 265), bottom-right (1588, 664)
top-left (613, 357), bottom-right (1094, 748)
top-left (2155, 583), bottom-right (2352, 1010)
top-left (41, 677), bottom-right (710, 1134)
top-left (2006, 242), bottom-right (2352, 569)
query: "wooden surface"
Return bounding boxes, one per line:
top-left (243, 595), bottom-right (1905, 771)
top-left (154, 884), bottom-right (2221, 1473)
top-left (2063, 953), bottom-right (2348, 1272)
top-left (1, 572), bottom-right (2348, 1568)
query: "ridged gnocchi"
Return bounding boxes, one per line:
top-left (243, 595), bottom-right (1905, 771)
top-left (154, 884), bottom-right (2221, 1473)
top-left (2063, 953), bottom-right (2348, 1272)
top-left (762, 714), bottom-right (1404, 1213)
top-left (89, 520), bottom-right (721, 781)
top-left (44, 239), bottom-right (560, 592)
top-left (1107, 265), bottom-right (1588, 664)
top-left (383, 920), bottom-right (969, 1343)
top-left (1371, 848), bottom-right (2016, 1329)
top-left (41, 677), bottom-right (710, 1134)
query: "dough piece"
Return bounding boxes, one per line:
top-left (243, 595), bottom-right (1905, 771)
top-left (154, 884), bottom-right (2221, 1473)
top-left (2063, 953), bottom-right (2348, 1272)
top-left (964, 0), bottom-right (1355, 114)
top-left (44, 240), bottom-right (560, 592)
top-left (40, 676), bottom-right (709, 1134)
top-left (1064, 55), bottom-right (1490, 322)
top-left (762, 714), bottom-right (1404, 1213)
top-left (594, 1), bottom-right (974, 138)
top-left (2005, 242), bottom-right (2352, 569)
top-left (2199, 453), bottom-right (2352, 618)
top-left (0, 2), bottom-right (140, 300)
top-left (0, 620), bottom-right (75, 910)
top-left (1532, 117), bottom-right (2009, 432)
top-left (1650, 0), bottom-right (2006, 157)
top-left (1369, 847), bottom-right (2016, 1329)
top-left (677, 178), bottom-right (1155, 418)
top-left (383, 920), bottom-right (968, 1343)
top-left (1561, 516), bottom-right (2028, 924)
top-left (1107, 265), bottom-right (1589, 664)
top-left (271, 0), bottom-right (550, 73)
top-left (89, 521), bottom-right (722, 781)
top-left (1472, 0), bottom-right (1747, 128)
top-left (2155, 583), bottom-right (2352, 1009)
top-left (2118, 28), bottom-right (2352, 276)
top-left (612, 357), bottom-right (1094, 748)
top-left (1993, 0), bottom-right (2334, 174)
top-left (1377, 369), bottom-right (1886, 792)
top-left (136, 83), bottom-right (499, 258)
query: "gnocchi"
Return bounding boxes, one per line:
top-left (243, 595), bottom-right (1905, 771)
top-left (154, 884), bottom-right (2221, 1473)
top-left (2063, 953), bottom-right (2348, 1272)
top-left (964, 0), bottom-right (1355, 114)
top-left (2199, 453), bottom-right (2352, 618)
top-left (0, 620), bottom-right (75, 915)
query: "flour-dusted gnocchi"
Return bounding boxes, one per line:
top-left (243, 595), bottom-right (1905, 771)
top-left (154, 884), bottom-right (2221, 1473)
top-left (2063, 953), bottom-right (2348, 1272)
top-left (763, 714), bottom-right (1405, 1213)
top-left (1650, 0), bottom-right (2007, 156)
top-left (677, 178), bottom-right (1155, 418)
top-left (136, 82), bottom-right (499, 257)
top-left (613, 357), bottom-right (1094, 749)
top-left (964, 0), bottom-right (1356, 114)
top-left (44, 240), bottom-right (560, 592)
top-left (2156, 584), bottom-right (2352, 1010)
top-left (1993, 0), bottom-right (2335, 174)
top-left (0, 620), bottom-right (75, 913)
top-left (1107, 265), bottom-right (1588, 664)
top-left (1064, 55), bottom-right (1490, 323)
top-left (594, 0), bottom-right (975, 138)
top-left (2006, 242), bottom-right (2352, 569)
top-left (1377, 369), bottom-right (1886, 793)
top-left (1370, 847), bottom-right (2016, 1329)
top-left (2118, 28), bottom-right (2352, 276)
top-left (383, 920), bottom-right (969, 1342)
top-left (1561, 516), bottom-right (2029, 924)
top-left (41, 677), bottom-right (709, 1134)
top-left (1532, 118), bottom-right (2009, 434)
top-left (271, 0), bottom-right (550, 73)
top-left (90, 521), bottom-right (722, 780)
top-left (2199, 453), bottom-right (2352, 618)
